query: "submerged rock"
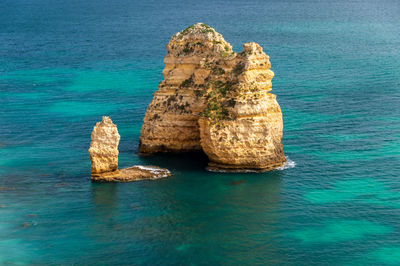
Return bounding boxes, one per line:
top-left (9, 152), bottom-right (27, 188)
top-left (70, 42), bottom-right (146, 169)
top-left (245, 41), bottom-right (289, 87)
top-left (139, 23), bottom-right (285, 172)
top-left (89, 116), bottom-right (171, 182)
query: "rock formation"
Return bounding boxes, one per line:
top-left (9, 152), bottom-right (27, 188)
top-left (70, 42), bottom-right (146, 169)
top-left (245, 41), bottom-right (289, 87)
top-left (89, 116), bottom-right (170, 181)
top-left (91, 165), bottom-right (171, 182)
top-left (89, 116), bottom-right (120, 177)
top-left (139, 23), bottom-right (285, 171)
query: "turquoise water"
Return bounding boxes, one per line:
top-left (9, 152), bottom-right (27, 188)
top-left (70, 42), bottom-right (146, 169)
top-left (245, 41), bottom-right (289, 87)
top-left (1, 0), bottom-right (400, 264)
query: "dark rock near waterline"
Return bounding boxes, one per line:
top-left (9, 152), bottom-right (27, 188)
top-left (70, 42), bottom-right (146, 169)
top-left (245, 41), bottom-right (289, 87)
top-left (91, 165), bottom-right (171, 182)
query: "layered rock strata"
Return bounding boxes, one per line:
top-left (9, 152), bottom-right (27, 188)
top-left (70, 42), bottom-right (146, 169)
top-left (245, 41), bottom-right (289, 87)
top-left (89, 116), bottom-right (171, 181)
top-left (139, 23), bottom-right (285, 171)
top-left (139, 23), bottom-right (232, 153)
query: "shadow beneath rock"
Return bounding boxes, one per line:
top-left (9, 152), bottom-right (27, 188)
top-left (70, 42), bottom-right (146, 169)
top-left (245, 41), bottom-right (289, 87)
top-left (138, 151), bottom-right (209, 172)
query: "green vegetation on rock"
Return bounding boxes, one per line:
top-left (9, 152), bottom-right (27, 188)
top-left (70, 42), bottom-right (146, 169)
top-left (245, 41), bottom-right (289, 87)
top-left (179, 23), bottom-right (215, 36)
top-left (201, 80), bottom-right (236, 123)
top-left (232, 61), bottom-right (245, 75)
top-left (183, 42), bottom-right (194, 54)
top-left (180, 24), bottom-right (195, 35)
top-left (180, 76), bottom-right (194, 88)
top-left (200, 23), bottom-right (214, 34)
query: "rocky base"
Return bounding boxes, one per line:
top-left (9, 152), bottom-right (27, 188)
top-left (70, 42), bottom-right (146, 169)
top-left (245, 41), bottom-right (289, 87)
top-left (91, 165), bottom-right (171, 182)
top-left (206, 157), bottom-right (286, 173)
top-left (138, 143), bottom-right (200, 154)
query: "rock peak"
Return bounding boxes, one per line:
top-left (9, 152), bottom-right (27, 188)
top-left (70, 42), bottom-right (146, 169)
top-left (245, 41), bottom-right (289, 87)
top-left (101, 116), bottom-right (113, 124)
top-left (242, 42), bottom-right (263, 53)
top-left (175, 23), bottom-right (218, 38)
top-left (167, 23), bottom-right (232, 58)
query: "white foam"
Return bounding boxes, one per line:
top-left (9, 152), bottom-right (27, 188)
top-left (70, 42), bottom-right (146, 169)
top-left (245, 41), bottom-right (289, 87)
top-left (135, 165), bottom-right (171, 178)
top-left (206, 157), bottom-right (296, 173)
top-left (207, 168), bottom-right (259, 173)
top-left (275, 157), bottom-right (296, 170)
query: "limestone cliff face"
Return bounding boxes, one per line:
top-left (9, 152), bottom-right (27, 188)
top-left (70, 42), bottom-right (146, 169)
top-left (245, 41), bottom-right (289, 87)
top-left (89, 116), bottom-right (120, 177)
top-left (139, 23), bottom-right (234, 153)
top-left (139, 23), bottom-right (285, 171)
top-left (198, 42), bottom-right (286, 171)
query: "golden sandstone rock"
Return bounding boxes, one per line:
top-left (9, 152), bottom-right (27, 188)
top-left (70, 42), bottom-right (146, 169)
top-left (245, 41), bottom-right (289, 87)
top-left (89, 116), bottom-right (170, 181)
top-left (89, 116), bottom-right (120, 177)
top-left (90, 165), bottom-right (171, 182)
top-left (139, 23), bottom-right (285, 172)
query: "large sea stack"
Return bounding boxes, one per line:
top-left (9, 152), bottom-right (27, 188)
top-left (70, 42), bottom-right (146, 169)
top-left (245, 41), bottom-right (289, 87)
top-left (139, 23), bottom-right (285, 171)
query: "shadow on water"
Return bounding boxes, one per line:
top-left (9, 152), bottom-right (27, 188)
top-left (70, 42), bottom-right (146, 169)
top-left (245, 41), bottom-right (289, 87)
top-left (138, 151), bottom-right (209, 172)
top-left (136, 151), bottom-right (289, 179)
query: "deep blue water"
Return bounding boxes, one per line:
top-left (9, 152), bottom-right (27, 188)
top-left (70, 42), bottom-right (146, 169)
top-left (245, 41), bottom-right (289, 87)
top-left (1, 0), bottom-right (400, 264)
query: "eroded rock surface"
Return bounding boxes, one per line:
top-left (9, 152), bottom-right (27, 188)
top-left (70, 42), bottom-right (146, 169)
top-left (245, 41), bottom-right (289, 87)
top-left (139, 23), bottom-right (233, 153)
top-left (89, 116), bottom-right (171, 181)
top-left (198, 42), bottom-right (286, 171)
top-left (90, 165), bottom-right (171, 182)
top-left (89, 116), bottom-right (120, 177)
top-left (139, 23), bottom-right (285, 171)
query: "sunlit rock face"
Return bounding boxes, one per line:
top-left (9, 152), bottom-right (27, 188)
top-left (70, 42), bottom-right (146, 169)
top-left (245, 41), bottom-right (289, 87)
top-left (139, 23), bottom-right (233, 153)
top-left (198, 42), bottom-right (286, 171)
top-left (89, 116), bottom-right (120, 178)
top-left (139, 23), bottom-right (285, 171)
top-left (89, 116), bottom-right (171, 181)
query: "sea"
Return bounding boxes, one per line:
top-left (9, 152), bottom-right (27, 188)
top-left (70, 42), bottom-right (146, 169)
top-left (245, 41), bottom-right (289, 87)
top-left (1, 0), bottom-right (400, 264)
